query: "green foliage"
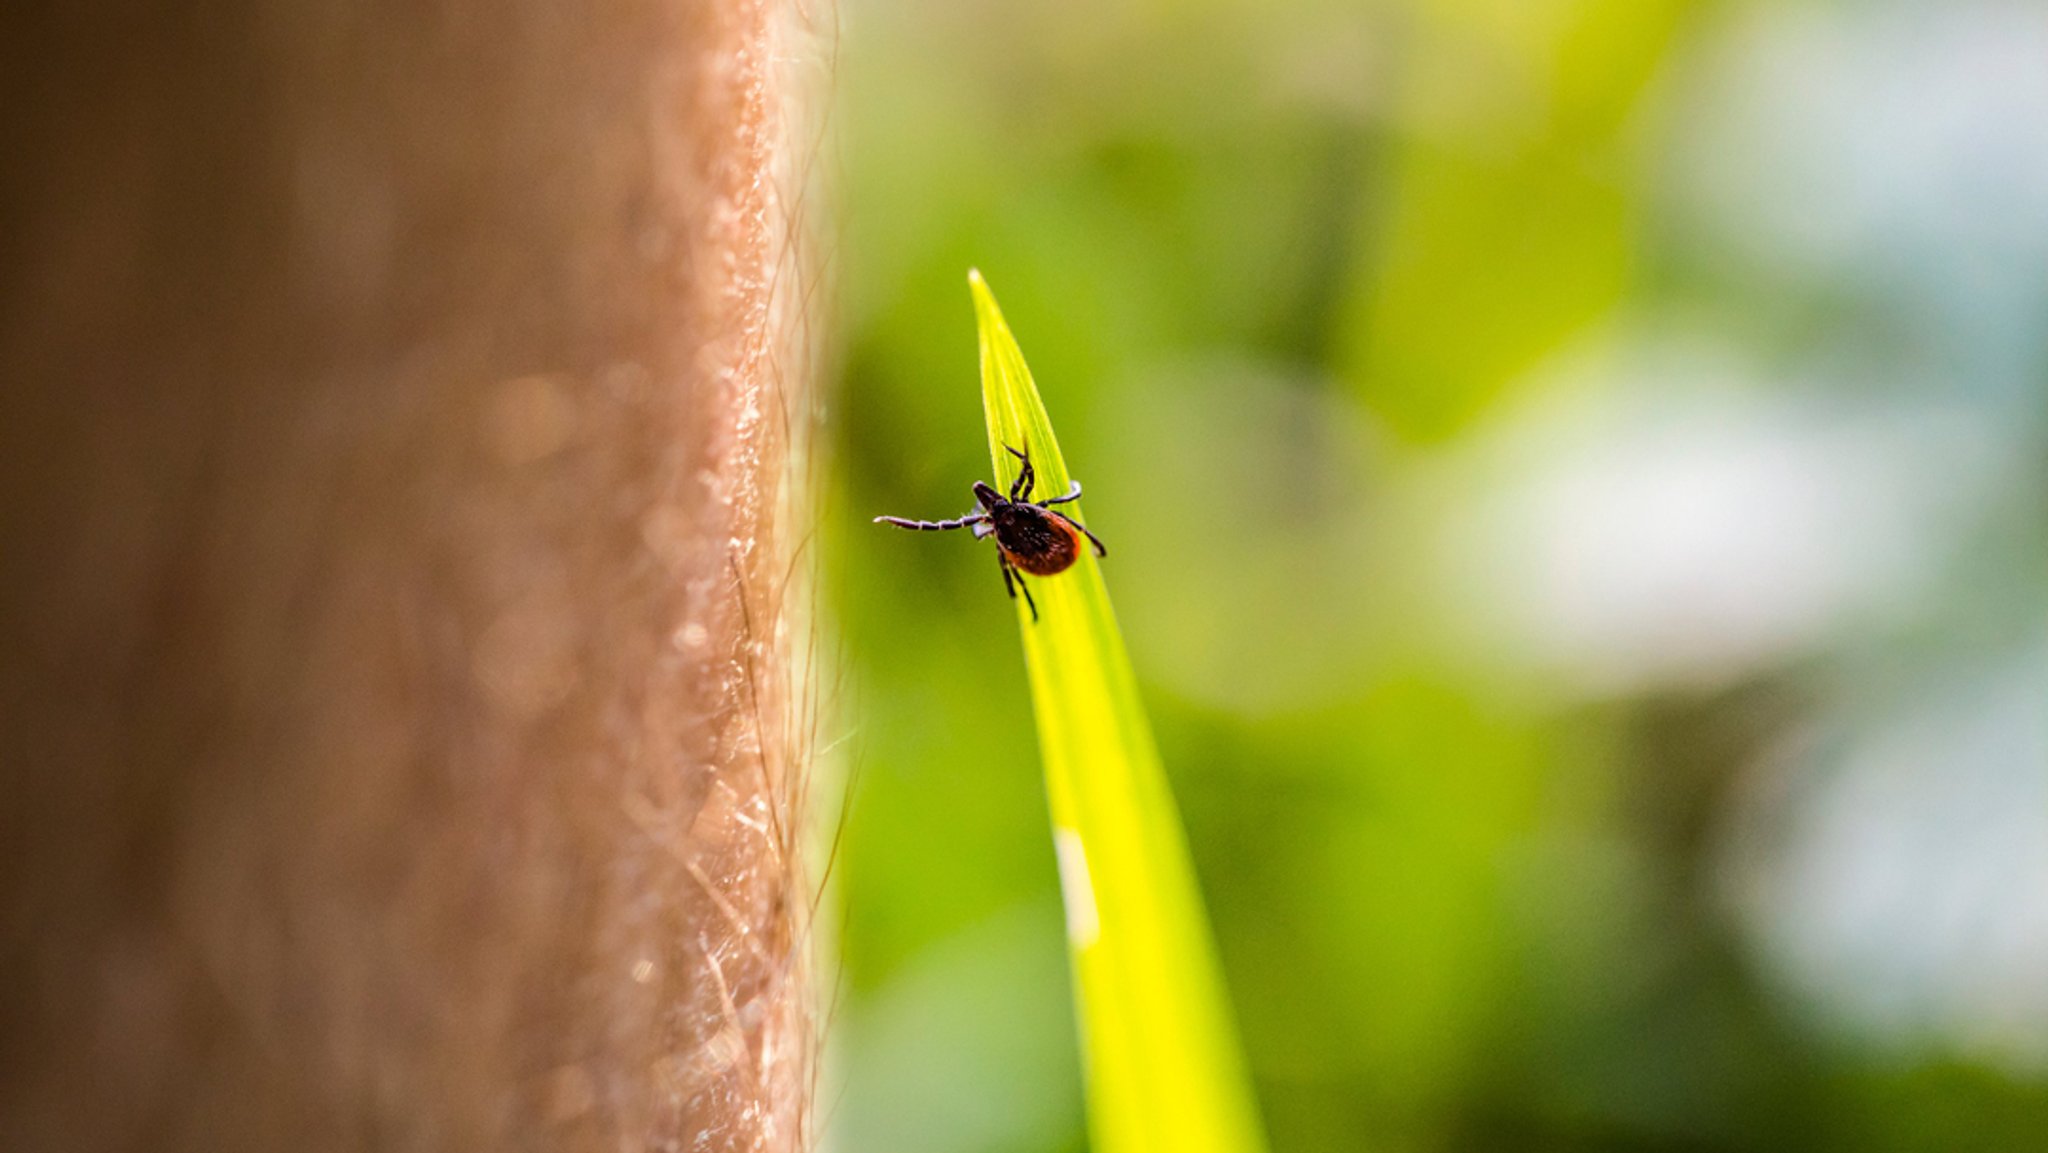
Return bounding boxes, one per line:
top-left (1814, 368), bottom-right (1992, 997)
top-left (971, 271), bottom-right (1268, 1153)
top-left (835, 2), bottom-right (2048, 1150)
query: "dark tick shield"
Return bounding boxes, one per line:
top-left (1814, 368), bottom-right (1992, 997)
top-left (874, 445), bottom-right (1107, 621)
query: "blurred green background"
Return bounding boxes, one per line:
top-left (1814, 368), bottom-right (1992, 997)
top-left (825, 1), bottom-right (2048, 1150)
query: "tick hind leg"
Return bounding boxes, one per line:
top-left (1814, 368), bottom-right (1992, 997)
top-left (1053, 511), bottom-right (1107, 557)
top-left (999, 554), bottom-right (1038, 621)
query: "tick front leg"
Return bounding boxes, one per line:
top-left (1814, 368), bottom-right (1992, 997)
top-left (999, 553), bottom-right (1038, 621)
top-left (1037, 480), bottom-right (1082, 507)
top-left (873, 513), bottom-right (988, 532)
top-left (1004, 444), bottom-right (1035, 502)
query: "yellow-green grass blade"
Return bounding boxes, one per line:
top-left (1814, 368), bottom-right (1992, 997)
top-left (969, 270), bottom-right (1268, 1153)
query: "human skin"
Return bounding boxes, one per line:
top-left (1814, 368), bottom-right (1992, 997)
top-left (0, 2), bottom-right (818, 1150)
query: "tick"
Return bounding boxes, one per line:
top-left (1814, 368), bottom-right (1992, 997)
top-left (874, 445), bottom-right (1107, 621)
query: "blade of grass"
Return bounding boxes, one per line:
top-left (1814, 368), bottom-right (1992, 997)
top-left (969, 270), bottom-right (1268, 1153)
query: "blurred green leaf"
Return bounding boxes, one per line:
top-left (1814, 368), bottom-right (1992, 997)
top-left (1333, 0), bottom-right (1687, 441)
top-left (970, 270), bottom-right (1268, 1153)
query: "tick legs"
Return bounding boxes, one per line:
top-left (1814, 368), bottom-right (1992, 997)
top-left (1038, 480), bottom-right (1082, 507)
top-left (1004, 444), bottom-right (1036, 502)
top-left (873, 512), bottom-right (988, 532)
top-left (999, 553), bottom-right (1038, 621)
top-left (1052, 511), bottom-right (1107, 557)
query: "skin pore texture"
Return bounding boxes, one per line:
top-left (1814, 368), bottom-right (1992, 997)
top-left (0, 1), bottom-right (823, 1150)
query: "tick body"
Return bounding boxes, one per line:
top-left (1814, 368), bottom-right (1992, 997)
top-left (874, 445), bottom-right (1107, 621)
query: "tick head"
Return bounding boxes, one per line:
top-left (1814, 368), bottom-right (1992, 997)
top-left (972, 480), bottom-right (1004, 511)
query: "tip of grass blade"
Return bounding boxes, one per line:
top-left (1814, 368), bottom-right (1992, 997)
top-left (968, 272), bottom-right (1268, 1153)
top-left (968, 273), bottom-right (1071, 512)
